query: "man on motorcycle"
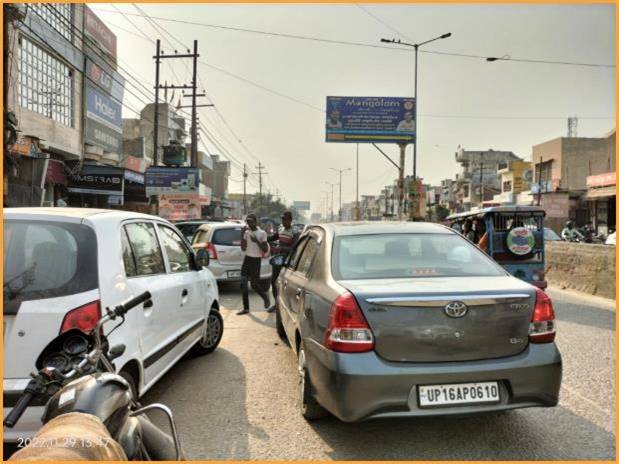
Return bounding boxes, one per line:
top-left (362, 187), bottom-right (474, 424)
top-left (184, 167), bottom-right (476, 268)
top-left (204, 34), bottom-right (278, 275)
top-left (561, 220), bottom-right (585, 242)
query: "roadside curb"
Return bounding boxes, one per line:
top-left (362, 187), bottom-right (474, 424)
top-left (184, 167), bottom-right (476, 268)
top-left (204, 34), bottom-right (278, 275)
top-left (546, 285), bottom-right (616, 311)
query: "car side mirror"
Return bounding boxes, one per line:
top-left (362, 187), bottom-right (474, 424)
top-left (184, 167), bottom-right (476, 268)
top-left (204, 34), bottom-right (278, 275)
top-left (196, 248), bottom-right (210, 268)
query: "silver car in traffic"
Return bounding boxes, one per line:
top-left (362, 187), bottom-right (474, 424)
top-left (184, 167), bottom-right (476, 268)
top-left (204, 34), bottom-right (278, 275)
top-left (191, 222), bottom-right (271, 284)
top-left (275, 222), bottom-right (561, 422)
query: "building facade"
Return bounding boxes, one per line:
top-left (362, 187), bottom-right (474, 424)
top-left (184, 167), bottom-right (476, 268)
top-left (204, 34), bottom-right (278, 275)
top-left (452, 147), bottom-right (522, 212)
top-left (532, 130), bottom-right (615, 233)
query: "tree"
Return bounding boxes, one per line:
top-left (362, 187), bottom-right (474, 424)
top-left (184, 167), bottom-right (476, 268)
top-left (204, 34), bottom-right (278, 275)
top-left (247, 193), bottom-right (287, 219)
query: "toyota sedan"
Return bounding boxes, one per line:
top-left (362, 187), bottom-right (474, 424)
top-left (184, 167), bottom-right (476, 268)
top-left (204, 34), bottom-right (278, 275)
top-left (275, 222), bottom-right (562, 422)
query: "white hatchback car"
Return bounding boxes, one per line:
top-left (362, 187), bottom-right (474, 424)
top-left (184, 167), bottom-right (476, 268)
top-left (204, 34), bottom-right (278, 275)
top-left (191, 222), bottom-right (271, 284)
top-left (3, 208), bottom-right (222, 442)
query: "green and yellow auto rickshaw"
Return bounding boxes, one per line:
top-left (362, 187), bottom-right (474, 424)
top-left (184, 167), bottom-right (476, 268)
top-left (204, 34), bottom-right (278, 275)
top-left (447, 206), bottom-right (547, 289)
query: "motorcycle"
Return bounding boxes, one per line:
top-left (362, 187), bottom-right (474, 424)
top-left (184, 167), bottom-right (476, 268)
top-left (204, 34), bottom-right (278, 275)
top-left (3, 292), bottom-right (184, 460)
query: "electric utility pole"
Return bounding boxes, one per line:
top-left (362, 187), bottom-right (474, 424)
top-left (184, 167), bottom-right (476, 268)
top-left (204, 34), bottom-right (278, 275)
top-left (330, 167), bottom-right (351, 221)
top-left (255, 162), bottom-right (267, 205)
top-left (153, 40), bottom-right (212, 167)
top-left (243, 163), bottom-right (248, 215)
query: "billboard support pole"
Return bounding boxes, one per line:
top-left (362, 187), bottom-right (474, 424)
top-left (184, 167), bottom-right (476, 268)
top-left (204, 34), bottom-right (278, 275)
top-left (398, 143), bottom-right (406, 221)
top-left (355, 144), bottom-right (359, 221)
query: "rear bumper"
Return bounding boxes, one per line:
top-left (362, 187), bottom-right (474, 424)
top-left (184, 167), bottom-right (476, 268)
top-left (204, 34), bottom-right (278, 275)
top-left (210, 263), bottom-right (271, 282)
top-left (304, 341), bottom-right (562, 422)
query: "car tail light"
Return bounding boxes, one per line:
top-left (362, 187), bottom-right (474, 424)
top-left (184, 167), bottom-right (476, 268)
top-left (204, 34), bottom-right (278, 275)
top-left (60, 300), bottom-right (101, 334)
top-left (206, 242), bottom-right (218, 260)
top-left (324, 293), bottom-right (374, 353)
top-left (529, 288), bottom-right (555, 343)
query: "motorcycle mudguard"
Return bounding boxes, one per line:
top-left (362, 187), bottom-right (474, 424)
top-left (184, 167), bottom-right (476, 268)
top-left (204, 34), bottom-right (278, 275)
top-left (43, 372), bottom-right (132, 438)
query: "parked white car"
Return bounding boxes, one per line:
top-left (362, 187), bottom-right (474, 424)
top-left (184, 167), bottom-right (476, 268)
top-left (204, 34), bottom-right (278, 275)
top-left (3, 208), bottom-right (222, 442)
top-left (191, 222), bottom-right (271, 284)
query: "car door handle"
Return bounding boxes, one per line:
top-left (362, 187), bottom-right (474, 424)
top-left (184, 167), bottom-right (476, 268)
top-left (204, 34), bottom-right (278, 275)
top-left (143, 299), bottom-right (153, 309)
top-left (182, 289), bottom-right (188, 297)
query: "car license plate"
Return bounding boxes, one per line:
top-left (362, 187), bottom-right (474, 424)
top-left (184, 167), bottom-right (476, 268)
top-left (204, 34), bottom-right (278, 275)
top-left (418, 381), bottom-right (500, 407)
top-left (228, 271), bottom-right (241, 278)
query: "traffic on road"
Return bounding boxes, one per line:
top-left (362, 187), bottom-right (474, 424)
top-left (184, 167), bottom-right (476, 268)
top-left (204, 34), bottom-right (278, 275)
top-left (3, 208), bottom-right (615, 460)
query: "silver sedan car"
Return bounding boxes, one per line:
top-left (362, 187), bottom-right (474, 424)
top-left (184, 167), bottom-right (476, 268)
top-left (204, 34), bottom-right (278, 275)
top-left (275, 222), bottom-right (561, 422)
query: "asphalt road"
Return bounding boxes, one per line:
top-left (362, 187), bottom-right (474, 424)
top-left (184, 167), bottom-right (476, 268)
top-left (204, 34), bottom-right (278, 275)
top-left (144, 283), bottom-right (616, 460)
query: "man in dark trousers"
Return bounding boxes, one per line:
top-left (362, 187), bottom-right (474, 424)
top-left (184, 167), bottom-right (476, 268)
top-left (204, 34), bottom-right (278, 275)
top-left (238, 213), bottom-right (271, 315)
top-left (266, 211), bottom-right (300, 313)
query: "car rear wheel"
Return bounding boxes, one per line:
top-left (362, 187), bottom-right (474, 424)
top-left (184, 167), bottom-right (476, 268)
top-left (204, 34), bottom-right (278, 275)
top-left (192, 309), bottom-right (224, 356)
top-left (297, 344), bottom-right (327, 420)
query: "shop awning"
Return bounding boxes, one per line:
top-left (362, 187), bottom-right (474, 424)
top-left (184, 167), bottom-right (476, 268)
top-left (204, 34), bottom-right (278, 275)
top-left (586, 186), bottom-right (616, 199)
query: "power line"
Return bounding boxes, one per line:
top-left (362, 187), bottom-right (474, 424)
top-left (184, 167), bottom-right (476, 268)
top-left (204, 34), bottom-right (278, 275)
top-left (90, 7), bottom-right (615, 68)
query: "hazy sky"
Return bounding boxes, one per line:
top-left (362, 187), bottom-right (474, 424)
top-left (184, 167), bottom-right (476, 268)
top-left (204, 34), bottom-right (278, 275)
top-left (92, 3), bottom-right (615, 215)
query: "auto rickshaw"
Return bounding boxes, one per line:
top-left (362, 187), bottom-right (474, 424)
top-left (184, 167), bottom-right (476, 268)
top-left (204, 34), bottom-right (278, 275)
top-left (447, 206), bottom-right (547, 289)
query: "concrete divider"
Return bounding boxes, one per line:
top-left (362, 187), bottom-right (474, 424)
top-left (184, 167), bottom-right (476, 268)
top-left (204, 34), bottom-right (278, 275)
top-left (545, 241), bottom-right (616, 299)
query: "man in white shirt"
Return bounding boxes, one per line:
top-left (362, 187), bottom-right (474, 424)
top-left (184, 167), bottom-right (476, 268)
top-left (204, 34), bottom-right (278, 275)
top-left (238, 213), bottom-right (271, 315)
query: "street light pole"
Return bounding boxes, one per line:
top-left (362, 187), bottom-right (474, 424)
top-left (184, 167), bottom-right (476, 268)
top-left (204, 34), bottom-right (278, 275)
top-left (381, 33), bottom-right (452, 183)
top-left (330, 167), bottom-right (351, 221)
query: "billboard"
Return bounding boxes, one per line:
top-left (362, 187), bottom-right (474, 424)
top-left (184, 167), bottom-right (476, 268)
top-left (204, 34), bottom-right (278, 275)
top-left (293, 201), bottom-right (311, 210)
top-left (326, 96), bottom-right (415, 144)
top-left (145, 167), bottom-right (200, 196)
top-left (84, 6), bottom-right (117, 59)
top-left (158, 193), bottom-right (201, 221)
top-left (84, 81), bottom-right (122, 153)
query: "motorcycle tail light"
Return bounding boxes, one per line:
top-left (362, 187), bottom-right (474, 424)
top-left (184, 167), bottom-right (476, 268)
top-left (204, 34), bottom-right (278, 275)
top-left (529, 288), bottom-right (555, 343)
top-left (60, 300), bottom-right (101, 334)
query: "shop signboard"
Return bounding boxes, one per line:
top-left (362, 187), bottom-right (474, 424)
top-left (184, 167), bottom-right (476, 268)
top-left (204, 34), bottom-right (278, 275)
top-left (586, 172), bottom-right (616, 188)
top-left (145, 167), bottom-right (200, 196)
top-left (85, 58), bottom-right (124, 102)
top-left (84, 118), bottom-right (122, 153)
top-left (68, 166), bottom-right (123, 196)
top-left (326, 96), bottom-right (415, 144)
top-left (84, 82), bottom-right (122, 153)
top-left (158, 193), bottom-right (201, 221)
top-left (84, 6), bottom-right (117, 59)
top-left (123, 155), bottom-right (146, 173)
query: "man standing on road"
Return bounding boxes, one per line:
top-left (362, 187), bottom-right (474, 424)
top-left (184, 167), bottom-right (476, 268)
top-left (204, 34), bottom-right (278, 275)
top-left (266, 211), bottom-right (300, 313)
top-left (238, 213), bottom-right (271, 315)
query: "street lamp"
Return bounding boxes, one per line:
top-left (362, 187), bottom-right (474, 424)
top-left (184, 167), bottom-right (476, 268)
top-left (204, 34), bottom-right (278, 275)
top-left (330, 167), bottom-right (352, 221)
top-left (324, 181), bottom-right (336, 221)
top-left (380, 33), bottom-right (452, 182)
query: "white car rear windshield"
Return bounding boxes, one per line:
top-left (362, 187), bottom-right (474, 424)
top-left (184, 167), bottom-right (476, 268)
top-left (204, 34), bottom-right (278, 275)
top-left (3, 220), bottom-right (98, 313)
top-left (212, 228), bottom-right (242, 246)
top-left (332, 233), bottom-right (505, 280)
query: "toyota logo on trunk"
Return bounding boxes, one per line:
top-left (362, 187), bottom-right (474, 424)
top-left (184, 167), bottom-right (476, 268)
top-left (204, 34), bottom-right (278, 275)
top-left (444, 301), bottom-right (468, 318)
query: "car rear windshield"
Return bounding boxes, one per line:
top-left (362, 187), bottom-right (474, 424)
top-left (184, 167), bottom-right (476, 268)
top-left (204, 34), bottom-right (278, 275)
top-left (332, 233), bottom-right (505, 280)
top-left (212, 227), bottom-right (242, 246)
top-left (176, 223), bottom-right (201, 240)
top-left (3, 220), bottom-right (98, 312)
